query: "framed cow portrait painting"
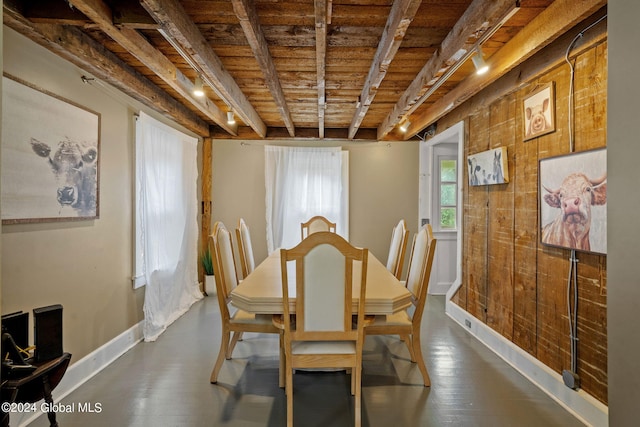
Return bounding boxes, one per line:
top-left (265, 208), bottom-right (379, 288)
top-left (1, 74), bottom-right (101, 224)
top-left (539, 148), bottom-right (607, 255)
top-left (523, 82), bottom-right (555, 141)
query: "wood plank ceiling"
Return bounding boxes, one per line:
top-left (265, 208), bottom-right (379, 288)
top-left (3, 0), bottom-right (606, 141)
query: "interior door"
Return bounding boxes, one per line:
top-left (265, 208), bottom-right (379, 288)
top-left (418, 123), bottom-right (463, 295)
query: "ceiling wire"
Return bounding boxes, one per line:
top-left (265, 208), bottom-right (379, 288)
top-left (564, 14), bottom-right (607, 153)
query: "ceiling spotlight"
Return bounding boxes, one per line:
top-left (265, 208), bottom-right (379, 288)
top-left (399, 120), bottom-right (411, 133)
top-left (193, 75), bottom-right (205, 97)
top-left (471, 47), bottom-right (489, 75)
top-left (227, 111), bottom-right (236, 125)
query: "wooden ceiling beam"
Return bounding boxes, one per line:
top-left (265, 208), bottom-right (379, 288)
top-left (20, 0), bottom-right (90, 25)
top-left (210, 126), bottom-right (380, 142)
top-left (141, 0), bottom-right (267, 138)
top-left (315, 0), bottom-right (328, 139)
top-left (67, 0), bottom-right (237, 135)
top-left (232, 0), bottom-right (295, 137)
top-left (405, 0), bottom-right (608, 138)
top-left (110, 0), bottom-right (158, 29)
top-left (2, 4), bottom-right (210, 137)
top-left (348, 0), bottom-right (421, 140)
top-left (16, 0), bottom-right (158, 29)
top-left (378, 0), bottom-right (520, 141)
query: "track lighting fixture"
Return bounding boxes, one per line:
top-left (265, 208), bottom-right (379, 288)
top-left (227, 111), bottom-right (236, 125)
top-left (471, 47), bottom-right (489, 75)
top-left (193, 75), bottom-right (205, 97)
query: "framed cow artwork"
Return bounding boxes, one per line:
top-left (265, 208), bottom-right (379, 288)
top-left (467, 147), bottom-right (509, 186)
top-left (539, 148), bottom-right (607, 255)
top-left (1, 74), bottom-right (101, 224)
top-left (523, 81), bottom-right (555, 141)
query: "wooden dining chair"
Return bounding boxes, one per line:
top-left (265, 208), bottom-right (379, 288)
top-left (277, 231), bottom-right (369, 427)
top-left (365, 224), bottom-right (437, 387)
top-left (386, 219), bottom-right (409, 280)
top-left (300, 215), bottom-right (336, 240)
top-left (236, 218), bottom-right (256, 278)
top-left (209, 221), bottom-right (280, 384)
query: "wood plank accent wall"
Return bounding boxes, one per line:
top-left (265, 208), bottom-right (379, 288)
top-left (449, 39), bottom-right (608, 404)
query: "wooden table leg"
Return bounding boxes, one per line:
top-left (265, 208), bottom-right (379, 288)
top-left (1, 387), bottom-right (18, 427)
top-left (41, 374), bottom-right (58, 427)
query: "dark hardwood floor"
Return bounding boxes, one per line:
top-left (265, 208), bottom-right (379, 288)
top-left (29, 295), bottom-right (584, 426)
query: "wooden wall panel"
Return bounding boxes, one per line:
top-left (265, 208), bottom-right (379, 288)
top-left (512, 87), bottom-right (539, 356)
top-left (453, 38), bottom-right (608, 404)
top-left (534, 65), bottom-right (572, 376)
top-left (200, 137), bottom-right (213, 293)
top-left (464, 111), bottom-right (490, 322)
top-left (486, 96), bottom-right (516, 339)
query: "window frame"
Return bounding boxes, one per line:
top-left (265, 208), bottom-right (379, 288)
top-left (436, 154), bottom-right (458, 232)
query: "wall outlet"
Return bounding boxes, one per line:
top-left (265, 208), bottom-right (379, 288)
top-left (464, 319), bottom-right (471, 328)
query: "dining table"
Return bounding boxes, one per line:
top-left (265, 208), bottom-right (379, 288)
top-left (230, 249), bottom-right (412, 315)
top-left (230, 247), bottom-right (412, 387)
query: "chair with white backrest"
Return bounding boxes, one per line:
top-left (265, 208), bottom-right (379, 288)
top-left (365, 224), bottom-right (437, 387)
top-left (386, 219), bottom-right (409, 280)
top-left (209, 221), bottom-right (280, 384)
top-left (277, 231), bottom-right (368, 427)
top-left (300, 215), bottom-right (336, 240)
top-left (236, 218), bottom-right (256, 278)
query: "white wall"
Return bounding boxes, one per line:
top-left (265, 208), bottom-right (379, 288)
top-left (212, 140), bottom-right (419, 277)
top-left (1, 26), bottom-right (143, 362)
top-left (0, 27), bottom-right (197, 363)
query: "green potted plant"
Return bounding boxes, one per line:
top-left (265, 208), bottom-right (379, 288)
top-left (201, 248), bottom-right (215, 296)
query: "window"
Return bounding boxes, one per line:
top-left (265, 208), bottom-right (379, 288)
top-left (265, 146), bottom-right (349, 253)
top-left (438, 157), bottom-right (457, 230)
top-left (134, 112), bottom-right (202, 341)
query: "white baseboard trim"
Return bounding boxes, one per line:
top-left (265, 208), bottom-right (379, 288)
top-left (17, 321), bottom-right (144, 427)
top-left (428, 281), bottom-right (452, 295)
top-left (445, 300), bottom-right (608, 427)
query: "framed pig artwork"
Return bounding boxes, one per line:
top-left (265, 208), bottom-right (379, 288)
top-left (523, 82), bottom-right (555, 141)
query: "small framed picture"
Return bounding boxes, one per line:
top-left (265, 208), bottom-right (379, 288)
top-left (467, 147), bottom-right (508, 186)
top-left (523, 82), bottom-right (555, 141)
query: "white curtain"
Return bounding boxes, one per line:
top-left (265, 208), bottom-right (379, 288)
top-left (136, 112), bottom-right (203, 342)
top-left (265, 146), bottom-right (348, 253)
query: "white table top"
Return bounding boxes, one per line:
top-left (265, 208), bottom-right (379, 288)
top-left (230, 250), bottom-right (412, 315)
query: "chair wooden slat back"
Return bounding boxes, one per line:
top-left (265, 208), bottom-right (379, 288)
top-left (236, 218), bottom-right (256, 278)
top-left (386, 219), bottom-right (409, 279)
top-left (300, 215), bottom-right (337, 240)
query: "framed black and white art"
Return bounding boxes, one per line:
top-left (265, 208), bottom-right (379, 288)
top-left (1, 74), bottom-right (101, 224)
